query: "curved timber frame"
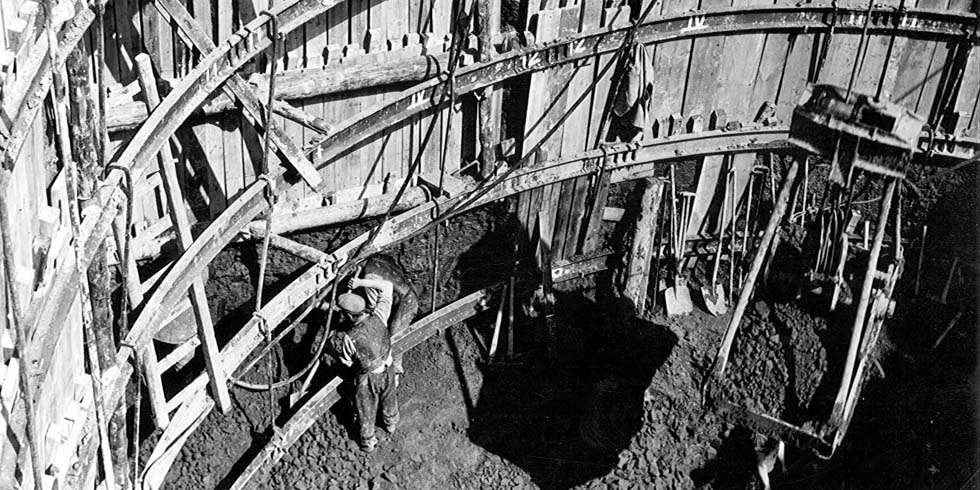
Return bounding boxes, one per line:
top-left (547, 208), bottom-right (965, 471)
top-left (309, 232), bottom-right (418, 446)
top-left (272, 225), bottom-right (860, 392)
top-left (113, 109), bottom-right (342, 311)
top-left (9, 0), bottom-right (978, 485)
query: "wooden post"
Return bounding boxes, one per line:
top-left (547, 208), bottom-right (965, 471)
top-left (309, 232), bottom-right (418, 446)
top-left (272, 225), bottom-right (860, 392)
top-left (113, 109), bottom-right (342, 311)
top-left (623, 178), bottom-right (665, 315)
top-left (477, 0), bottom-right (501, 177)
top-left (66, 37), bottom-right (131, 488)
top-left (135, 53), bottom-right (232, 413)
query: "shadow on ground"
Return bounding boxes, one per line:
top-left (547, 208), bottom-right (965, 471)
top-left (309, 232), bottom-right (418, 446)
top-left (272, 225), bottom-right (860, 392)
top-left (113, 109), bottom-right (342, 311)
top-left (466, 280), bottom-right (678, 489)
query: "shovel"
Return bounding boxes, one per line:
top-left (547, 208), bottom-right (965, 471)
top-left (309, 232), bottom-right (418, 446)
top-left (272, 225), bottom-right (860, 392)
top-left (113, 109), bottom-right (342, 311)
top-left (665, 164), bottom-right (694, 316)
top-left (702, 167), bottom-right (732, 315)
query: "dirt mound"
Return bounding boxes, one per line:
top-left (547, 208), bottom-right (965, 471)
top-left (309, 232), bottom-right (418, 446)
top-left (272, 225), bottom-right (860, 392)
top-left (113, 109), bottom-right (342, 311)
top-left (716, 301), bottom-right (830, 421)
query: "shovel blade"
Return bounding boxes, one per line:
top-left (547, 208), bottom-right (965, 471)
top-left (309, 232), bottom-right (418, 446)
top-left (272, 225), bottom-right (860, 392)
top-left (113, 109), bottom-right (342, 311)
top-left (702, 284), bottom-right (728, 316)
top-left (666, 286), bottom-right (693, 316)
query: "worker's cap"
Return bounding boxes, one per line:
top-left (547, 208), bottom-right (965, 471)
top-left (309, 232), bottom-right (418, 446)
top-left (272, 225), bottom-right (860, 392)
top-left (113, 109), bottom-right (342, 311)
top-left (335, 292), bottom-right (366, 315)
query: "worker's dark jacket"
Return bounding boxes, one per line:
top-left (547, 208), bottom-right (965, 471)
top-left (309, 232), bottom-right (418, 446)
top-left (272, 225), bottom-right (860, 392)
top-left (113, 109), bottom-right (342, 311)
top-left (362, 254), bottom-right (418, 306)
top-left (347, 315), bottom-right (392, 374)
top-left (330, 314), bottom-right (392, 375)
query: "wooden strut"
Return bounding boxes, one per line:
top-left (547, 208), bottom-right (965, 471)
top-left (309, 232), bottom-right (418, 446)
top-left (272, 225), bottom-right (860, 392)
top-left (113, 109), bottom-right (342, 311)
top-left (104, 126), bottom-right (971, 477)
top-left (150, 0), bottom-right (322, 191)
top-left (14, 0), bottom-right (977, 470)
top-left (106, 129), bottom-right (785, 469)
top-left (227, 287), bottom-right (496, 490)
top-left (64, 1), bottom-right (980, 353)
top-left (710, 158), bottom-right (801, 379)
top-left (135, 54), bottom-right (232, 421)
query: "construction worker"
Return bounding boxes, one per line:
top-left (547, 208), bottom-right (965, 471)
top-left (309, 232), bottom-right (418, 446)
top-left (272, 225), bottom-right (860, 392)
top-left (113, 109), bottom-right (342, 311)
top-left (326, 275), bottom-right (399, 452)
top-left (359, 254), bottom-right (419, 380)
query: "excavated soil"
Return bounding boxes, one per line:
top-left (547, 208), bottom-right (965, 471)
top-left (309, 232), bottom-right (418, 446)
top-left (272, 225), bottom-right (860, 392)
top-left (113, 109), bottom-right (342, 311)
top-left (147, 162), bottom-right (978, 490)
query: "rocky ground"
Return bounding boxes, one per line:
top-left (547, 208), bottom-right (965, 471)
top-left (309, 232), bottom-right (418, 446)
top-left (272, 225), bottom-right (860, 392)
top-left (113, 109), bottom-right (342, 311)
top-left (148, 161), bottom-right (978, 490)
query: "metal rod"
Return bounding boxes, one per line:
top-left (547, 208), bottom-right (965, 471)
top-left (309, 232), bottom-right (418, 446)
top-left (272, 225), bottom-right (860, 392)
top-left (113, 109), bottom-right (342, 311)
top-left (831, 178), bottom-right (896, 424)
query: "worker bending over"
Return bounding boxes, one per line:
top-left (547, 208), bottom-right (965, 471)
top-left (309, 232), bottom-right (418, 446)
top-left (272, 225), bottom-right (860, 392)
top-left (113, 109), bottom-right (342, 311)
top-left (326, 275), bottom-right (399, 452)
top-left (359, 254), bottom-right (419, 380)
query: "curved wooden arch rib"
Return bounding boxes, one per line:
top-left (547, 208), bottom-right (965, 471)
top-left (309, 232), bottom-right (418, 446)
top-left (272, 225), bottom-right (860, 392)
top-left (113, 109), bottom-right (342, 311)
top-left (140, 128), bottom-right (787, 486)
top-left (75, 0), bottom-right (346, 274)
top-left (306, 3), bottom-right (979, 168)
top-left (2, 7), bottom-right (95, 166)
top-left (70, 0), bottom-right (977, 331)
top-left (131, 121), bottom-right (977, 482)
top-left (75, 0), bottom-right (980, 439)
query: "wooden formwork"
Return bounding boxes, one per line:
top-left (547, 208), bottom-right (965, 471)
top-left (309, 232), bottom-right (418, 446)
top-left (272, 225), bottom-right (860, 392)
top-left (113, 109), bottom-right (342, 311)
top-left (0, 0), bottom-right (978, 488)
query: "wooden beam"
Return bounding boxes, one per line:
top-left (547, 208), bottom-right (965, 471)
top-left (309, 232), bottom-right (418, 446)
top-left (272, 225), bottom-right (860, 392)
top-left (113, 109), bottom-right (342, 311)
top-left (551, 249), bottom-right (620, 284)
top-left (227, 286), bottom-right (496, 490)
top-left (67, 34), bottom-right (130, 487)
top-left (140, 394), bottom-right (214, 489)
top-left (135, 54), bottom-right (232, 415)
top-left (150, 0), bottom-right (322, 191)
top-left (623, 178), bottom-right (665, 314)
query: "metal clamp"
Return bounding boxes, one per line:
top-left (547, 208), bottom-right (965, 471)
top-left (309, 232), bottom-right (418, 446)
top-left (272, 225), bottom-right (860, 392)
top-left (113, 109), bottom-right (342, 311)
top-left (253, 310), bottom-right (270, 333)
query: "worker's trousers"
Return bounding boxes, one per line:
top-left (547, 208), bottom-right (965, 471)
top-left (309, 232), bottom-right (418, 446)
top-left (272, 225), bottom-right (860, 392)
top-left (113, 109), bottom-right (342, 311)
top-left (354, 366), bottom-right (399, 443)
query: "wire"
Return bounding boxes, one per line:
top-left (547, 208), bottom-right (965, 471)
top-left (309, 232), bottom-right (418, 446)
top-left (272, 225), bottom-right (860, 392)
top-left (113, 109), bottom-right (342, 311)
top-left (231, 0), bottom-right (652, 391)
top-left (414, 0), bottom-right (664, 240)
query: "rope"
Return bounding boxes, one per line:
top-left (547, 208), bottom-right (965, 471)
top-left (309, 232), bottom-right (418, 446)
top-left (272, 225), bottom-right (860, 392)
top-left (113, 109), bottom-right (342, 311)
top-left (229, 276), bottom-right (340, 391)
top-left (249, 12), bottom-right (282, 414)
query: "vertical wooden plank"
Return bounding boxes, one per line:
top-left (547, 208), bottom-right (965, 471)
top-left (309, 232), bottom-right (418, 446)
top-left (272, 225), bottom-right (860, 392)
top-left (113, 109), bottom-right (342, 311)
top-left (715, 0), bottom-right (767, 124)
top-left (325, 2), bottom-right (348, 194)
top-left (551, 2), bottom-right (588, 261)
top-left (101, 0), bottom-right (123, 85)
top-left (559, 0), bottom-right (602, 260)
top-left (518, 8), bottom-right (561, 249)
top-left (877, 36), bottom-right (910, 102)
top-left (914, 41), bottom-right (951, 123)
top-left (624, 178), bottom-right (664, 314)
top-left (775, 33), bottom-right (815, 123)
top-left (749, 33), bottom-right (790, 122)
top-left (689, 155), bottom-right (724, 239)
top-left (430, 0), bottom-right (450, 37)
top-left (951, 48), bottom-right (980, 137)
top-left (351, 0), bottom-right (369, 48)
top-left (683, 33), bottom-right (725, 119)
top-left (307, 10), bottom-right (328, 68)
top-left (853, 34), bottom-right (891, 97)
top-left (114, 0), bottom-right (141, 83)
top-left (140, 0), bottom-right (174, 79)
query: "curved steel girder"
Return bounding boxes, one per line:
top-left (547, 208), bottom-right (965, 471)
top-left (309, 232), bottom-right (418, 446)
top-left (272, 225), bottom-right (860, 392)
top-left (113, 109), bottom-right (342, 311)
top-left (1, 7), bottom-right (95, 167)
top-left (306, 3), bottom-right (979, 168)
